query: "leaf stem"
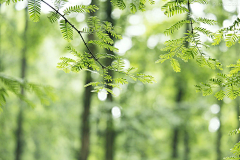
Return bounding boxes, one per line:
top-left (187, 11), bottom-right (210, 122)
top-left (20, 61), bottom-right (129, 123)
top-left (41, 0), bottom-right (105, 69)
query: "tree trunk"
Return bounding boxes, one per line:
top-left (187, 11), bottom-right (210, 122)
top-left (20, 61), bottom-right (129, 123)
top-left (237, 95), bottom-right (240, 142)
top-left (183, 129), bottom-right (190, 160)
top-left (172, 88), bottom-right (183, 159)
top-left (171, 127), bottom-right (179, 159)
top-left (216, 100), bottom-right (223, 160)
top-left (15, 7), bottom-right (28, 160)
top-left (79, 71), bottom-right (93, 160)
top-left (183, 13), bottom-right (190, 160)
top-left (0, 3), bottom-right (2, 72)
top-left (79, 1), bottom-right (97, 159)
top-left (104, 1), bottom-right (115, 160)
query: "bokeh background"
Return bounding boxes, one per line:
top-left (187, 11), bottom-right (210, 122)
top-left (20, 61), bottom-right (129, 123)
top-left (1, 0), bottom-right (240, 160)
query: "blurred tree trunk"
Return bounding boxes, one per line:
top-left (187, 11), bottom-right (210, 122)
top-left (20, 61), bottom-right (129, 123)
top-left (216, 100), bottom-right (223, 160)
top-left (236, 46), bottom-right (240, 142)
top-left (79, 1), bottom-right (97, 160)
top-left (237, 92), bottom-right (240, 142)
top-left (0, 3), bottom-right (2, 71)
top-left (79, 71), bottom-right (93, 160)
top-left (104, 1), bottom-right (115, 160)
top-left (15, 7), bottom-right (28, 160)
top-left (172, 89), bottom-right (183, 159)
top-left (183, 129), bottom-right (190, 160)
top-left (171, 127), bottom-right (179, 159)
top-left (183, 14), bottom-right (190, 160)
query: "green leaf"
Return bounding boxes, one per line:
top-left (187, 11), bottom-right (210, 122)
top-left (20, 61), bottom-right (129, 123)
top-left (170, 58), bottom-right (181, 72)
top-left (130, 3), bottom-right (137, 13)
top-left (63, 5), bottom-right (98, 15)
top-left (28, 0), bottom-right (41, 22)
top-left (60, 20), bottom-right (73, 42)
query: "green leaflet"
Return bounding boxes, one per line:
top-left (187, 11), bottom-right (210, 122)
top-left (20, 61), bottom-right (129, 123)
top-left (111, 0), bottom-right (126, 10)
top-left (212, 18), bottom-right (240, 47)
top-left (63, 5), bottom-right (99, 15)
top-left (28, 0), bottom-right (41, 22)
top-left (170, 59), bottom-right (181, 72)
top-left (54, 0), bottom-right (68, 9)
top-left (0, 0), bottom-right (23, 5)
top-left (196, 17), bottom-right (216, 25)
top-left (164, 19), bottom-right (190, 35)
top-left (88, 40), bottom-right (118, 52)
top-left (130, 3), bottom-right (137, 13)
top-left (48, 11), bottom-right (60, 23)
top-left (59, 20), bottom-right (73, 42)
top-left (0, 74), bottom-right (55, 107)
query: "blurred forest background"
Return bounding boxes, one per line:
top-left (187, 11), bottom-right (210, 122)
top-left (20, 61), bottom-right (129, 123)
top-left (1, 0), bottom-right (240, 160)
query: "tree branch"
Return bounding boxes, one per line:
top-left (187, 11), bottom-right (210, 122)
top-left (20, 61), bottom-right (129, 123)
top-left (41, 0), bottom-right (106, 69)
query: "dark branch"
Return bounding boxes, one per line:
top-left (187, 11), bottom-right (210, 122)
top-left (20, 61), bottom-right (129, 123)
top-left (41, 0), bottom-right (105, 69)
top-left (187, 0), bottom-right (193, 34)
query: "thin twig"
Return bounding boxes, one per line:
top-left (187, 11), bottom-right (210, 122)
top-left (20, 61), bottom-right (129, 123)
top-left (41, 0), bottom-right (105, 69)
top-left (187, 0), bottom-right (193, 34)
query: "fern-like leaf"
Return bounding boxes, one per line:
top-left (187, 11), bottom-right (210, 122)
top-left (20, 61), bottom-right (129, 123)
top-left (28, 0), bottom-right (41, 22)
top-left (48, 11), bottom-right (60, 23)
top-left (60, 20), bottom-right (73, 42)
top-left (63, 5), bottom-right (98, 15)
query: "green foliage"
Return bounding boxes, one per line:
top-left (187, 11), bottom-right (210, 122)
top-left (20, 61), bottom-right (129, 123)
top-left (164, 19), bottom-right (190, 35)
top-left (158, 0), bottom-right (221, 72)
top-left (63, 5), bottom-right (99, 15)
top-left (224, 128), bottom-right (240, 159)
top-left (54, 0), bottom-right (68, 9)
top-left (58, 46), bottom-right (155, 93)
top-left (111, 0), bottom-right (126, 10)
top-left (0, 0), bottom-right (22, 5)
top-left (212, 18), bottom-right (240, 47)
top-left (196, 60), bottom-right (240, 100)
top-left (28, 0), bottom-right (41, 22)
top-left (111, 0), bottom-right (155, 13)
top-left (60, 19), bottom-right (73, 42)
top-left (0, 74), bottom-right (55, 109)
top-left (161, 1), bottom-right (189, 17)
top-left (48, 11), bottom-right (60, 23)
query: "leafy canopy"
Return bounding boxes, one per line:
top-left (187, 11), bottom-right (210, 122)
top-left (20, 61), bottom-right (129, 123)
top-left (0, 0), bottom-right (155, 96)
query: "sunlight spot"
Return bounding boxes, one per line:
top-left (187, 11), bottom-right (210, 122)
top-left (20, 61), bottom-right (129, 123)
top-left (111, 106), bottom-right (121, 118)
top-left (114, 36), bottom-right (132, 55)
top-left (126, 24), bottom-right (146, 37)
top-left (98, 89), bottom-right (107, 101)
top-left (15, 0), bottom-right (27, 11)
top-left (223, 19), bottom-right (233, 28)
top-left (111, 8), bottom-right (122, 19)
top-left (223, 97), bottom-right (232, 104)
top-left (112, 87), bottom-right (121, 97)
top-left (82, 0), bottom-right (91, 5)
top-left (128, 15), bottom-right (143, 25)
top-left (158, 34), bottom-right (170, 43)
top-left (147, 35), bottom-right (159, 49)
top-left (145, 8), bottom-right (166, 23)
top-left (210, 104), bottom-right (220, 114)
top-left (41, 0), bottom-right (54, 14)
top-left (151, 8), bottom-right (164, 22)
top-left (208, 117), bottom-right (220, 132)
top-left (219, 43), bottom-right (228, 52)
top-left (123, 59), bottom-right (130, 71)
top-left (76, 13), bottom-right (85, 22)
top-left (222, 0), bottom-right (237, 13)
top-left (191, 3), bottom-right (205, 17)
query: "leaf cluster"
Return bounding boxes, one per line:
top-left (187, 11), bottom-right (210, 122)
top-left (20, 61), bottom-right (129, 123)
top-left (195, 60), bottom-right (240, 100)
top-left (158, 0), bottom-right (220, 72)
top-left (0, 74), bottom-right (55, 110)
top-left (111, 0), bottom-right (155, 13)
